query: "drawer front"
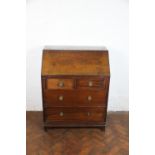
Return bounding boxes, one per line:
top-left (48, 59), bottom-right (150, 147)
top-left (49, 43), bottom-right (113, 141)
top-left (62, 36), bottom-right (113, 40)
top-left (43, 90), bottom-right (107, 107)
top-left (44, 90), bottom-right (75, 106)
top-left (75, 90), bottom-right (106, 105)
top-left (77, 79), bottom-right (104, 89)
top-left (46, 78), bottom-right (74, 90)
top-left (45, 107), bottom-right (106, 122)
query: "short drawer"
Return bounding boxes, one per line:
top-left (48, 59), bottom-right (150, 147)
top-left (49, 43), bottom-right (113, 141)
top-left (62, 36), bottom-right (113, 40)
top-left (45, 107), bottom-right (106, 122)
top-left (43, 90), bottom-right (107, 107)
top-left (77, 79), bottom-right (104, 89)
top-left (46, 78), bottom-right (74, 90)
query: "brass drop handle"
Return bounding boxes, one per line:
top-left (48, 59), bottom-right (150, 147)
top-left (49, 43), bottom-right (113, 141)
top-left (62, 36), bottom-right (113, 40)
top-left (59, 95), bottom-right (64, 101)
top-left (60, 112), bottom-right (64, 116)
top-left (88, 96), bottom-right (92, 101)
top-left (87, 112), bottom-right (90, 116)
top-left (58, 81), bottom-right (64, 87)
top-left (88, 81), bottom-right (93, 87)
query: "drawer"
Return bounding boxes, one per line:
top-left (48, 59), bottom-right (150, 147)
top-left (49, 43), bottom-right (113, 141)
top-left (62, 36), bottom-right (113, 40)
top-left (43, 90), bottom-right (107, 107)
top-left (46, 78), bottom-right (74, 90)
top-left (44, 90), bottom-right (75, 106)
top-left (45, 107), bottom-right (106, 122)
top-left (77, 79), bottom-right (104, 89)
top-left (75, 90), bottom-right (106, 105)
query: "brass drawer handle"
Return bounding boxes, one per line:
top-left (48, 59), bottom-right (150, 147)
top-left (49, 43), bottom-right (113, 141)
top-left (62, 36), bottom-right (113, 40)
top-left (58, 81), bottom-right (64, 87)
top-left (60, 112), bottom-right (64, 116)
top-left (88, 81), bottom-right (93, 87)
top-left (59, 95), bottom-right (64, 101)
top-left (88, 96), bottom-right (92, 101)
top-left (87, 112), bottom-right (90, 116)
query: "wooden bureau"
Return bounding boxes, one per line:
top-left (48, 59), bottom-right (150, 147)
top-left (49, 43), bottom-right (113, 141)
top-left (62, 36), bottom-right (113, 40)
top-left (41, 46), bottom-right (110, 131)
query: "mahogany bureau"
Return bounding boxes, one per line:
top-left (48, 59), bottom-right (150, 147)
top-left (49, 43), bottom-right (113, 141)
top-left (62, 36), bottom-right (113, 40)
top-left (41, 46), bottom-right (110, 131)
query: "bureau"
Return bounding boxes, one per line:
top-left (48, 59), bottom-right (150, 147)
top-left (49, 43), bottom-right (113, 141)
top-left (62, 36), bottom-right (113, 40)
top-left (41, 46), bottom-right (110, 131)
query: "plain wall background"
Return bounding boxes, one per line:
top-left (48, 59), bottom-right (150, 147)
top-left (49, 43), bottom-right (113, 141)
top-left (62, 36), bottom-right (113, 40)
top-left (26, 0), bottom-right (128, 111)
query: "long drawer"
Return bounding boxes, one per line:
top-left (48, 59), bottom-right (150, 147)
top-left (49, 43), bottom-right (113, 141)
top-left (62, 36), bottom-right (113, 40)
top-left (43, 90), bottom-right (107, 107)
top-left (44, 107), bottom-right (106, 122)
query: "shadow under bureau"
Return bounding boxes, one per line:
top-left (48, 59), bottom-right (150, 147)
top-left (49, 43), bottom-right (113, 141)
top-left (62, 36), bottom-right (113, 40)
top-left (41, 46), bottom-right (110, 131)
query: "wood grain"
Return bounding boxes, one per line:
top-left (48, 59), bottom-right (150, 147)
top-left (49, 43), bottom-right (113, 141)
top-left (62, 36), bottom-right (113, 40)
top-left (41, 50), bottom-right (110, 76)
top-left (46, 78), bottom-right (74, 90)
top-left (41, 48), bottom-right (110, 130)
top-left (44, 90), bottom-right (107, 107)
top-left (77, 78), bottom-right (104, 88)
top-left (44, 107), bottom-right (106, 122)
top-left (27, 111), bottom-right (129, 155)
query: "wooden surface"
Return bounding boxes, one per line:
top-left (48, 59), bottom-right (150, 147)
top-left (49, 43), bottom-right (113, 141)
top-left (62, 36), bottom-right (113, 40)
top-left (27, 111), bottom-right (129, 155)
top-left (44, 107), bottom-right (106, 122)
top-left (47, 78), bottom-right (74, 90)
top-left (41, 49), bottom-right (110, 129)
top-left (77, 78), bottom-right (104, 88)
top-left (41, 50), bottom-right (110, 76)
top-left (44, 90), bottom-right (107, 107)
top-left (42, 76), bottom-right (110, 128)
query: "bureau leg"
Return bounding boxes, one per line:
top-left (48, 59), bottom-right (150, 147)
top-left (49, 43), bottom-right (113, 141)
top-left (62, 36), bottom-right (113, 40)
top-left (100, 126), bottom-right (105, 132)
top-left (44, 127), bottom-right (48, 132)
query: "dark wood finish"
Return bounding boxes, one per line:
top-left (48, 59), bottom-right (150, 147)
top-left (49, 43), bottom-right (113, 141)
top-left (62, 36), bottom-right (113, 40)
top-left (77, 78), bottom-right (104, 89)
top-left (26, 111), bottom-right (129, 155)
top-left (41, 47), bottom-right (110, 130)
top-left (44, 90), bottom-right (107, 107)
top-left (44, 107), bottom-right (106, 122)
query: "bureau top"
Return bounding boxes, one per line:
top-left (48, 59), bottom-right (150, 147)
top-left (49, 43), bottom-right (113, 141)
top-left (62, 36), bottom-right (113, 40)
top-left (41, 47), bottom-right (110, 76)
